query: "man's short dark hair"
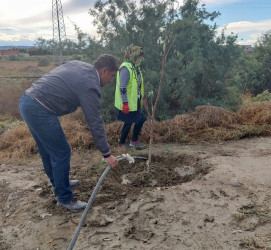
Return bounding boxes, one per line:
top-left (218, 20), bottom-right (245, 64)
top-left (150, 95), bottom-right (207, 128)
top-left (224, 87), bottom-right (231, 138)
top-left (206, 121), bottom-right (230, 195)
top-left (94, 54), bottom-right (119, 71)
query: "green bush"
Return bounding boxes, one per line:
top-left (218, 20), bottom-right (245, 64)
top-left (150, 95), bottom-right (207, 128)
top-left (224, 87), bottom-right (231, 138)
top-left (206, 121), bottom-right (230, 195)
top-left (252, 90), bottom-right (271, 102)
top-left (38, 57), bottom-right (50, 66)
top-left (221, 87), bottom-right (243, 112)
top-left (9, 55), bottom-right (18, 61)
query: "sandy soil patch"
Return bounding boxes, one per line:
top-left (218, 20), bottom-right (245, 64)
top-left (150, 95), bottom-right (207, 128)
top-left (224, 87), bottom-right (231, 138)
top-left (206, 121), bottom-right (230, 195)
top-left (1, 137), bottom-right (271, 249)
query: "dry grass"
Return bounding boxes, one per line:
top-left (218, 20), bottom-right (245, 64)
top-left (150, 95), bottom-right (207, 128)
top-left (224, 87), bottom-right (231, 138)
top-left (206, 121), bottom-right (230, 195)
top-left (238, 101), bottom-right (271, 125)
top-left (2, 102), bottom-right (271, 160)
top-left (0, 60), bottom-right (55, 77)
top-left (171, 105), bottom-right (241, 129)
top-left (0, 124), bottom-right (36, 160)
top-left (0, 78), bottom-right (32, 117)
top-left (0, 60), bottom-right (56, 117)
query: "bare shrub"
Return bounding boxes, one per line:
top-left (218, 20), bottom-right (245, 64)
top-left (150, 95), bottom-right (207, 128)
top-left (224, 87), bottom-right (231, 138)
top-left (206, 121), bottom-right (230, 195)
top-left (38, 58), bottom-right (50, 67)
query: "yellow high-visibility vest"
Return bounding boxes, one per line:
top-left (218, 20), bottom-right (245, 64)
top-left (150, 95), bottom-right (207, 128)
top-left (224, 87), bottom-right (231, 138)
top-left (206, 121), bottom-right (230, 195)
top-left (115, 61), bottom-right (144, 111)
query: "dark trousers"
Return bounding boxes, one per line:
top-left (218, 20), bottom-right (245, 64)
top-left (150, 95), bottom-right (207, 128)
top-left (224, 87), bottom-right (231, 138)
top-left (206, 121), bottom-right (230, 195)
top-left (119, 111), bottom-right (146, 144)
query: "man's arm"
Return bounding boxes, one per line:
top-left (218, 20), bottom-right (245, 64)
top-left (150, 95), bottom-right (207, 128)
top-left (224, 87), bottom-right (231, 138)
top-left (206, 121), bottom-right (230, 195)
top-left (79, 86), bottom-right (111, 157)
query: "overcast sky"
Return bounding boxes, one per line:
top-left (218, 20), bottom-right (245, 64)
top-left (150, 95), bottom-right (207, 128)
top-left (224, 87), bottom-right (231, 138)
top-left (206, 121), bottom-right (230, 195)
top-left (0, 0), bottom-right (270, 46)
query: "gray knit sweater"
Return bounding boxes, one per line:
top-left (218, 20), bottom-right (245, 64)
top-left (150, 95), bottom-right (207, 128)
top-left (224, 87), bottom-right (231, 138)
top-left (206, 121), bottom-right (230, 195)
top-left (25, 60), bottom-right (110, 157)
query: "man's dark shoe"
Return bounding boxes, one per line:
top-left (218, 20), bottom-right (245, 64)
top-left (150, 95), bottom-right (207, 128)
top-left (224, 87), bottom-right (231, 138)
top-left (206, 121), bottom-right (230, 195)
top-left (57, 198), bottom-right (87, 211)
top-left (130, 140), bottom-right (146, 149)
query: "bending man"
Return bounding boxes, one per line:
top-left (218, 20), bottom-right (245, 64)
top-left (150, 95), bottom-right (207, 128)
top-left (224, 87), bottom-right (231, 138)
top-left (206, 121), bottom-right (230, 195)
top-left (19, 54), bottom-right (119, 211)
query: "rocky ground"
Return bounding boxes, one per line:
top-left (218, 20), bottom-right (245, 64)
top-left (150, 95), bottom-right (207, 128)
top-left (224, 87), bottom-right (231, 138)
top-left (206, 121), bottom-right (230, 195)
top-left (1, 137), bottom-right (271, 249)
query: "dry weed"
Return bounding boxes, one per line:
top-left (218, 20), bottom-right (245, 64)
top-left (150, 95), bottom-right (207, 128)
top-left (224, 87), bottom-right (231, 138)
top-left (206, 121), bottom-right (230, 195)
top-left (0, 60), bottom-right (55, 76)
top-left (2, 104), bottom-right (271, 160)
top-left (186, 105), bottom-right (241, 129)
top-left (238, 101), bottom-right (271, 125)
top-left (0, 124), bottom-right (35, 160)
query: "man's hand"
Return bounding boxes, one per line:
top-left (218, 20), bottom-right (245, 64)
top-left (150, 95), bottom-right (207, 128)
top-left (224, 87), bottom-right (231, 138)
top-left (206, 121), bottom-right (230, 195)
top-left (122, 103), bottom-right (129, 114)
top-left (104, 155), bottom-right (118, 168)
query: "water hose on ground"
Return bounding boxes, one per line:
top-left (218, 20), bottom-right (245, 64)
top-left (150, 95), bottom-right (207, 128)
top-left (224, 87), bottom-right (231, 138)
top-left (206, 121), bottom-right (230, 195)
top-left (67, 154), bottom-right (148, 250)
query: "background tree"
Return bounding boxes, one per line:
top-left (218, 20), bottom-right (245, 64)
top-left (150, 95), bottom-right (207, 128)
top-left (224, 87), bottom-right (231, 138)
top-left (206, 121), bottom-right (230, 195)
top-left (229, 30), bottom-right (271, 97)
top-left (89, 0), bottom-right (244, 120)
top-left (229, 49), bottom-right (264, 95)
top-left (167, 0), bottom-right (242, 112)
top-left (253, 30), bottom-right (271, 92)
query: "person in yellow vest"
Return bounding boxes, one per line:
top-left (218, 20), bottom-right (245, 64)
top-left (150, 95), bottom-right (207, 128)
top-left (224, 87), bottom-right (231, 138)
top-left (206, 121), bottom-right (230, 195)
top-left (115, 46), bottom-right (146, 148)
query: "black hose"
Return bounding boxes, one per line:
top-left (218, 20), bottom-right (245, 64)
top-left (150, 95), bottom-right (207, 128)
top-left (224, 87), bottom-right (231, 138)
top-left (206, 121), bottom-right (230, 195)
top-left (67, 155), bottom-right (147, 250)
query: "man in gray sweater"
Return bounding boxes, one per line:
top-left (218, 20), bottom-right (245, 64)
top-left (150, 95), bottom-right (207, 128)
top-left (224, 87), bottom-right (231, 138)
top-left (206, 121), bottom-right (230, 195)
top-left (19, 54), bottom-right (119, 211)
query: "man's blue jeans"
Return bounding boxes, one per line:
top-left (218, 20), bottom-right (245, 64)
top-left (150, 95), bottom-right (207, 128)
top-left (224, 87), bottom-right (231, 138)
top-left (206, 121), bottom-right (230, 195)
top-left (19, 94), bottom-right (73, 202)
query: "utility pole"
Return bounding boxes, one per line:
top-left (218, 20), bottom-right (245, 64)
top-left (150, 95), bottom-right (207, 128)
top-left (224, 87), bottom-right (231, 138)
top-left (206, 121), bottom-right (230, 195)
top-left (52, 0), bottom-right (67, 64)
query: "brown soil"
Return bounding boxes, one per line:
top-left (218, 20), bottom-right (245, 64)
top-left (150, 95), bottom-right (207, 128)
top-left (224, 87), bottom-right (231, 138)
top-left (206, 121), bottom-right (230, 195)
top-left (1, 137), bottom-right (271, 249)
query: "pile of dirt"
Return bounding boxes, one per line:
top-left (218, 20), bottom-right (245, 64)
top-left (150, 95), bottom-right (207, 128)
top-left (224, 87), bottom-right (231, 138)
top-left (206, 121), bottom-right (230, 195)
top-left (37, 152), bottom-right (209, 215)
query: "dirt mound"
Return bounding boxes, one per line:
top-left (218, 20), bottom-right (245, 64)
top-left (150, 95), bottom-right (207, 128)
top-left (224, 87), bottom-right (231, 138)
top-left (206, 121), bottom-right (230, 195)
top-left (37, 152), bottom-right (209, 215)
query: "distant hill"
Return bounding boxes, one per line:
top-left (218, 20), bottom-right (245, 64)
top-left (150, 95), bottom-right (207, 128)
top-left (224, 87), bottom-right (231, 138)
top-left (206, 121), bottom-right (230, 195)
top-left (0, 46), bottom-right (35, 50)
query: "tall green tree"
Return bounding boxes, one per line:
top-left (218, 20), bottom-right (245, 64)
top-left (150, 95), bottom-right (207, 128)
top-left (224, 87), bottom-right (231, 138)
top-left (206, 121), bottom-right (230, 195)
top-left (89, 0), bottom-right (175, 56)
top-left (229, 30), bottom-right (271, 96)
top-left (167, 0), bottom-right (242, 112)
top-left (254, 30), bottom-right (271, 92)
top-left (89, 0), bottom-right (243, 119)
top-left (230, 50), bottom-right (264, 95)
